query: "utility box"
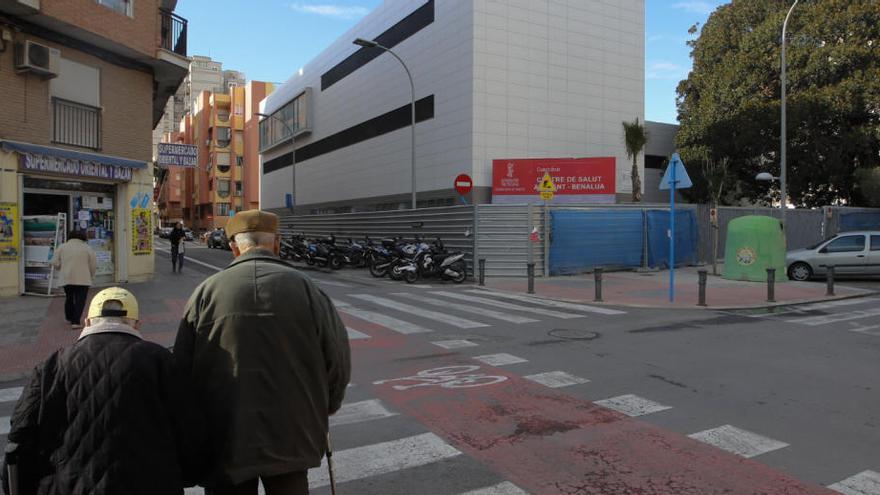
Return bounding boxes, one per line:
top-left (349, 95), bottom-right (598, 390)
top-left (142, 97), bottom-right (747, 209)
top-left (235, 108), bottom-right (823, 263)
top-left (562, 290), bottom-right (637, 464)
top-left (723, 215), bottom-right (788, 282)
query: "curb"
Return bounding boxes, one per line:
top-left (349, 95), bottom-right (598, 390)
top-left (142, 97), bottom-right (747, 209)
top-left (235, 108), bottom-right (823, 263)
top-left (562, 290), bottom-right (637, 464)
top-left (473, 286), bottom-right (879, 311)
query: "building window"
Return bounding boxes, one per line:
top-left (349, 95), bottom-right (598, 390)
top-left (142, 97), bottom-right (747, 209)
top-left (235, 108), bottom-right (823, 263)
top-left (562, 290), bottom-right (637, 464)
top-left (234, 181), bottom-right (242, 196)
top-left (259, 88), bottom-right (312, 151)
top-left (216, 152), bottom-right (231, 173)
top-left (96, 0), bottom-right (133, 17)
top-left (217, 203), bottom-right (230, 216)
top-left (208, 179), bottom-right (213, 191)
top-left (50, 58), bottom-right (101, 150)
top-left (217, 180), bottom-right (230, 198)
top-left (215, 127), bottom-right (231, 148)
top-left (236, 155), bottom-right (243, 167)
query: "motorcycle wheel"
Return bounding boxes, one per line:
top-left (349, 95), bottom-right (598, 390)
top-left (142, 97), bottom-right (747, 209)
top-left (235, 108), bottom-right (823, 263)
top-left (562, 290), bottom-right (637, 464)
top-left (389, 266), bottom-right (405, 281)
top-left (317, 258), bottom-right (329, 268)
top-left (306, 257), bottom-right (316, 266)
top-left (403, 269), bottom-right (419, 284)
top-left (369, 261), bottom-right (388, 278)
top-left (329, 255), bottom-right (343, 270)
top-left (449, 261), bottom-right (467, 284)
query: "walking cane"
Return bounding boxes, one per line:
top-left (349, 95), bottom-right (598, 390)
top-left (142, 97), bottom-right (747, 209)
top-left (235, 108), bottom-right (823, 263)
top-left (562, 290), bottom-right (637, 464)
top-left (326, 432), bottom-right (338, 495)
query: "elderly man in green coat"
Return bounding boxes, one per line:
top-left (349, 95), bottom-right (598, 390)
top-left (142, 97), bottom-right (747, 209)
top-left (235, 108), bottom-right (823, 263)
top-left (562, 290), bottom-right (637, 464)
top-left (173, 209), bottom-right (351, 495)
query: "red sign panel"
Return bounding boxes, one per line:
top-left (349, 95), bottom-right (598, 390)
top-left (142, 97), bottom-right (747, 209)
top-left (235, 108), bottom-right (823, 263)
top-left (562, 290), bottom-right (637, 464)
top-left (492, 157), bottom-right (616, 204)
top-left (454, 174), bottom-right (473, 195)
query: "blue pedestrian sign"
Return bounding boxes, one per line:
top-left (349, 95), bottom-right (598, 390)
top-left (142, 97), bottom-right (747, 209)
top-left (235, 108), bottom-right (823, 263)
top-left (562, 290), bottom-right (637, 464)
top-left (660, 153), bottom-right (693, 190)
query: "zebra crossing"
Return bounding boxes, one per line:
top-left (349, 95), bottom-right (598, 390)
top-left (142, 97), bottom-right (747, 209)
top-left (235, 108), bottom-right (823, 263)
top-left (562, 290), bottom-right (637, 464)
top-left (730, 296), bottom-right (880, 337)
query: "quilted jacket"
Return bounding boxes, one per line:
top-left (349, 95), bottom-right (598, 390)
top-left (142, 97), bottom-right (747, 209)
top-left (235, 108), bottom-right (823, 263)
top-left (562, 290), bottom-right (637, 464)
top-left (1, 330), bottom-right (188, 495)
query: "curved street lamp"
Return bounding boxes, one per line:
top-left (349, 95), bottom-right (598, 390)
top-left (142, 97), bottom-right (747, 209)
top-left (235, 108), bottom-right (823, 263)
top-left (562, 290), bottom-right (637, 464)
top-left (257, 111), bottom-right (296, 210)
top-left (354, 37), bottom-right (417, 209)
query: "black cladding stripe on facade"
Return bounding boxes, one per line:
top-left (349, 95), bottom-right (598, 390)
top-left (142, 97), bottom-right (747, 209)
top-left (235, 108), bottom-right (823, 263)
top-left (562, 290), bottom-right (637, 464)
top-left (262, 95), bottom-right (435, 175)
top-left (320, 0), bottom-right (435, 91)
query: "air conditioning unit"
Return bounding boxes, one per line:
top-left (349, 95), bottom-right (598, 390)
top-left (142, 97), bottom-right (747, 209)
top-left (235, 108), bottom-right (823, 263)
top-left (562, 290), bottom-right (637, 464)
top-left (14, 41), bottom-right (60, 78)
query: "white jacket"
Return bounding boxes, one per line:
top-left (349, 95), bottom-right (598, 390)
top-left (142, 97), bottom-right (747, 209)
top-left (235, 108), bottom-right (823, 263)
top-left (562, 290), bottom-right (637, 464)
top-left (52, 239), bottom-right (97, 286)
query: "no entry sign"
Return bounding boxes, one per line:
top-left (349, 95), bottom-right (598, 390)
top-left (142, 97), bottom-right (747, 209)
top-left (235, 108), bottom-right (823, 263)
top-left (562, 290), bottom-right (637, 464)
top-left (454, 174), bottom-right (473, 195)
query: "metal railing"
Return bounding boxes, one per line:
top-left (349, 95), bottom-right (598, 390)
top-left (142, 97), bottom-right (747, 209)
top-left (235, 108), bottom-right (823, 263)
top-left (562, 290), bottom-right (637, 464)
top-left (52, 98), bottom-right (101, 150)
top-left (160, 9), bottom-right (187, 56)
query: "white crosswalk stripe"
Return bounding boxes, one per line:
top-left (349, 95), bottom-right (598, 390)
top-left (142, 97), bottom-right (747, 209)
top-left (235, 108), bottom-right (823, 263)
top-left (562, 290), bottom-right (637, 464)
top-left (467, 290), bottom-right (626, 315)
top-left (788, 307), bottom-right (880, 326)
top-left (346, 327), bottom-right (370, 340)
top-left (393, 292), bottom-right (539, 324)
top-left (829, 470), bottom-right (880, 495)
top-left (432, 339), bottom-right (479, 349)
top-left (331, 399), bottom-right (398, 427)
top-left (594, 394), bottom-right (672, 417)
top-left (337, 305), bottom-right (433, 334)
top-left (351, 294), bottom-right (488, 329)
top-left (308, 433), bottom-right (462, 489)
top-left (523, 371), bottom-right (590, 388)
top-left (1, 416), bottom-right (10, 435)
top-left (688, 425), bottom-right (789, 458)
top-left (474, 353), bottom-right (528, 366)
top-left (0, 386), bottom-right (23, 403)
top-left (432, 291), bottom-right (583, 319)
top-left (461, 481), bottom-right (530, 495)
top-left (312, 279), bottom-right (352, 288)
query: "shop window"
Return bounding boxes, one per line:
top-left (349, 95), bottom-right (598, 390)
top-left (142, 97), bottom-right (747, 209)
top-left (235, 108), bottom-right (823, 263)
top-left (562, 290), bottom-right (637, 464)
top-left (217, 180), bottom-right (230, 198)
top-left (217, 203), bottom-right (230, 216)
top-left (96, 0), bottom-right (132, 17)
top-left (234, 181), bottom-right (242, 196)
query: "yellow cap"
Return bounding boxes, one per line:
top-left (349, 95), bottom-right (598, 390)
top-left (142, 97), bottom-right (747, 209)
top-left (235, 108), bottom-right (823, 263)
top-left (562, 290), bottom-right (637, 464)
top-left (87, 287), bottom-right (139, 321)
top-left (225, 209), bottom-right (279, 240)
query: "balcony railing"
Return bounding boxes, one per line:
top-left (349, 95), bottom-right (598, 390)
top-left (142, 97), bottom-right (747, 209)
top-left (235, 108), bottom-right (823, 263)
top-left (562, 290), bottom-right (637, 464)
top-left (52, 98), bottom-right (101, 150)
top-left (160, 8), bottom-right (187, 56)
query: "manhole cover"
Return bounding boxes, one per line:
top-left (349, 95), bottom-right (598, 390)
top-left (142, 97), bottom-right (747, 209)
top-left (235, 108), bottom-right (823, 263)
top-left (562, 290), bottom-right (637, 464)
top-left (548, 329), bottom-right (600, 340)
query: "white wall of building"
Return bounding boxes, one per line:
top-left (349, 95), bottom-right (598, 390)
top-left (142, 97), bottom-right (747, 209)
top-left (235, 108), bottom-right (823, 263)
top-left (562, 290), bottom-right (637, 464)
top-left (261, 0), bottom-right (645, 209)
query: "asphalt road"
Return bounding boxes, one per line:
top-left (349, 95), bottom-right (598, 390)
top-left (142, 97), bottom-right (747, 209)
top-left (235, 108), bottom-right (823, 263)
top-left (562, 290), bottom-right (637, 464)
top-left (2, 238), bottom-right (877, 494)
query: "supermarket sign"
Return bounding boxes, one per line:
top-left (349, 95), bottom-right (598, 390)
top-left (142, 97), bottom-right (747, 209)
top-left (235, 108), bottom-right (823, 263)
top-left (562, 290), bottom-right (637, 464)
top-left (492, 157), bottom-right (616, 204)
top-left (157, 143), bottom-right (198, 168)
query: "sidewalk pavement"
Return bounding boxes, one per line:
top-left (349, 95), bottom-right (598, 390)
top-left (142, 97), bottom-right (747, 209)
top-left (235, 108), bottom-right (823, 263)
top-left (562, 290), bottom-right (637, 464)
top-left (0, 260), bottom-right (206, 381)
top-left (483, 265), bottom-right (877, 310)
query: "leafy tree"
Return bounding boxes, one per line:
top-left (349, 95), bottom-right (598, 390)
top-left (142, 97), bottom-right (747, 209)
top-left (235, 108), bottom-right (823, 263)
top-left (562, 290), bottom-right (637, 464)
top-left (676, 0), bottom-right (880, 207)
top-left (622, 118), bottom-right (648, 202)
top-left (856, 167), bottom-right (880, 206)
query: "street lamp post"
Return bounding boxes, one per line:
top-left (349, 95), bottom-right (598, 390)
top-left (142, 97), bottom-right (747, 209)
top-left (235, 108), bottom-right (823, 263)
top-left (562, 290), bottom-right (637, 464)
top-left (780, 0), bottom-right (800, 224)
top-left (257, 111), bottom-right (296, 211)
top-left (353, 37), bottom-right (417, 209)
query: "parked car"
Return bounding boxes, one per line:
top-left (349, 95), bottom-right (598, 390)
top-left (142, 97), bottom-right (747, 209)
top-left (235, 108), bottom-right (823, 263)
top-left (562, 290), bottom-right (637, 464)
top-left (207, 229), bottom-right (229, 249)
top-left (158, 227), bottom-right (172, 239)
top-left (786, 231), bottom-right (880, 281)
top-left (184, 228), bottom-right (195, 241)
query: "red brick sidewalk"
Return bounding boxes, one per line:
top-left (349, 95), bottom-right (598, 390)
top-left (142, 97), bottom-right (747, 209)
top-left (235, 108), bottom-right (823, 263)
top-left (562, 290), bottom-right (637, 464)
top-left (483, 267), bottom-right (875, 310)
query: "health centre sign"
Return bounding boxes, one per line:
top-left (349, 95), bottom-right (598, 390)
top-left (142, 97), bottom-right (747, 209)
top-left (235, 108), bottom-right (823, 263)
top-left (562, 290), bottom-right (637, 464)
top-left (492, 157), bottom-right (616, 204)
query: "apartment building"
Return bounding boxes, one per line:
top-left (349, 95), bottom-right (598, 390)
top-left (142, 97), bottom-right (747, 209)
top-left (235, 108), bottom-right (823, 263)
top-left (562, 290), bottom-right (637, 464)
top-left (0, 0), bottom-right (189, 296)
top-left (156, 80), bottom-right (274, 231)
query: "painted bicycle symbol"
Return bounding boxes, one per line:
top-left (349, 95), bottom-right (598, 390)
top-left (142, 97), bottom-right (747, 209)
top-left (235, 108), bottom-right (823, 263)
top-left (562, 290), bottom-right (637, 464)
top-left (373, 365), bottom-right (508, 391)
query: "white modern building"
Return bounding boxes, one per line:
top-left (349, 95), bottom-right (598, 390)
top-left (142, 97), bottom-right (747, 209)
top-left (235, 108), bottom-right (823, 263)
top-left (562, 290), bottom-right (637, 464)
top-left (260, 0), bottom-right (647, 212)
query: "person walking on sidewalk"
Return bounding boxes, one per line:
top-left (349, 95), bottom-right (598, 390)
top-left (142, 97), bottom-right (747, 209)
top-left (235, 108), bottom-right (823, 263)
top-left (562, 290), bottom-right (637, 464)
top-left (1, 287), bottom-right (193, 495)
top-left (173, 209), bottom-right (351, 495)
top-left (51, 229), bottom-right (96, 328)
top-left (170, 222), bottom-right (186, 273)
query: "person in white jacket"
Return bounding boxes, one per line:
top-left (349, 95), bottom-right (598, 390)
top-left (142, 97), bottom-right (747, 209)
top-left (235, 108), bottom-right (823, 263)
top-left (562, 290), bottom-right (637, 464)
top-left (51, 230), bottom-right (97, 328)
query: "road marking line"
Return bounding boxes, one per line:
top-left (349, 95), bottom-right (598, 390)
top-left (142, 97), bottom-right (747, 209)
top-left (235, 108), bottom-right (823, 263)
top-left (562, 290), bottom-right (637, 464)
top-left (468, 290), bottom-right (626, 315)
top-left (155, 247), bottom-right (223, 272)
top-left (351, 294), bottom-right (488, 329)
top-left (748, 298), bottom-right (874, 318)
top-left (346, 327), bottom-right (370, 340)
top-left (312, 279), bottom-right (352, 288)
top-left (849, 323), bottom-right (880, 336)
top-left (460, 481), bottom-right (530, 495)
top-left (337, 306), bottom-right (433, 334)
top-left (688, 425), bottom-right (789, 458)
top-left (394, 292), bottom-right (539, 324)
top-left (1, 416), bottom-right (10, 435)
top-left (332, 299), bottom-right (351, 308)
top-left (829, 470), bottom-right (880, 495)
top-left (433, 291), bottom-right (583, 319)
top-left (330, 399), bottom-right (398, 427)
top-left (594, 394), bottom-right (672, 417)
top-left (474, 353), bottom-right (528, 366)
top-left (789, 307), bottom-right (880, 326)
top-left (0, 386), bottom-right (23, 403)
top-left (410, 284), bottom-right (433, 289)
top-left (307, 432), bottom-right (462, 489)
top-left (523, 371), bottom-right (590, 388)
top-left (432, 339), bottom-right (479, 349)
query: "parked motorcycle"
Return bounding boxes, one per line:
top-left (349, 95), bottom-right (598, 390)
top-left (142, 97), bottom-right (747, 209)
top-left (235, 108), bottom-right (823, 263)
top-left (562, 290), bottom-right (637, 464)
top-left (413, 237), bottom-right (467, 283)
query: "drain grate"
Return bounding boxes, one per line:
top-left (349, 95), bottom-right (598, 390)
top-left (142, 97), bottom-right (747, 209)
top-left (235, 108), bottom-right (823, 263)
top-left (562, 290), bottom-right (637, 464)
top-left (548, 329), bottom-right (600, 340)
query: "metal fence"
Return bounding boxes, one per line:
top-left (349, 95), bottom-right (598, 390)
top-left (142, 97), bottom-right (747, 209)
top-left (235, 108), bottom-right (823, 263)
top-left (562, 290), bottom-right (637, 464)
top-left (474, 204), bottom-right (546, 278)
top-left (52, 98), bottom-right (101, 150)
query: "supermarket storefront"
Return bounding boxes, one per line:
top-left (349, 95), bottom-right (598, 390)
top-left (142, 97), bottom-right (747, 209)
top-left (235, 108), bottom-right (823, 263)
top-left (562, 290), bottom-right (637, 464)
top-left (0, 141), bottom-right (155, 297)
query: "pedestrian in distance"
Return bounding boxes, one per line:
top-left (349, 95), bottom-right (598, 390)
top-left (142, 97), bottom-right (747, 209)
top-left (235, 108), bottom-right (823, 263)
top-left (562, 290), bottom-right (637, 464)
top-left (170, 222), bottom-right (185, 273)
top-left (173, 209), bottom-right (351, 495)
top-left (51, 229), bottom-right (96, 329)
top-left (1, 287), bottom-right (194, 495)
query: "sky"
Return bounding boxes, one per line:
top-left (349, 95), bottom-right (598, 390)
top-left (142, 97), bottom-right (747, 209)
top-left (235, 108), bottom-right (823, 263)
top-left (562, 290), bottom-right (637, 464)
top-left (174, 0), bottom-right (724, 124)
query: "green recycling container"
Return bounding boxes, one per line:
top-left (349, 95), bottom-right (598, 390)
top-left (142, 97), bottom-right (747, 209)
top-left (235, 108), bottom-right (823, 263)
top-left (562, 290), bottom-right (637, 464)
top-left (723, 215), bottom-right (788, 282)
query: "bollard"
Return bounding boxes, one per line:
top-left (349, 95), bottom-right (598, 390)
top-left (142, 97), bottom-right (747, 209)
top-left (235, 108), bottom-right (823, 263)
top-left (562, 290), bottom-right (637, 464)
top-left (766, 268), bottom-right (776, 303)
top-left (478, 258), bottom-right (486, 286)
top-left (698, 269), bottom-right (708, 306)
top-left (826, 265), bottom-right (835, 296)
top-left (527, 263), bottom-right (535, 294)
top-left (594, 267), bottom-right (603, 302)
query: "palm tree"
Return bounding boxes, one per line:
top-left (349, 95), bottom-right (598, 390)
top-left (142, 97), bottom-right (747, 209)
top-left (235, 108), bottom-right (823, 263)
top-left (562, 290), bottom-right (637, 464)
top-left (622, 118), bottom-right (648, 202)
